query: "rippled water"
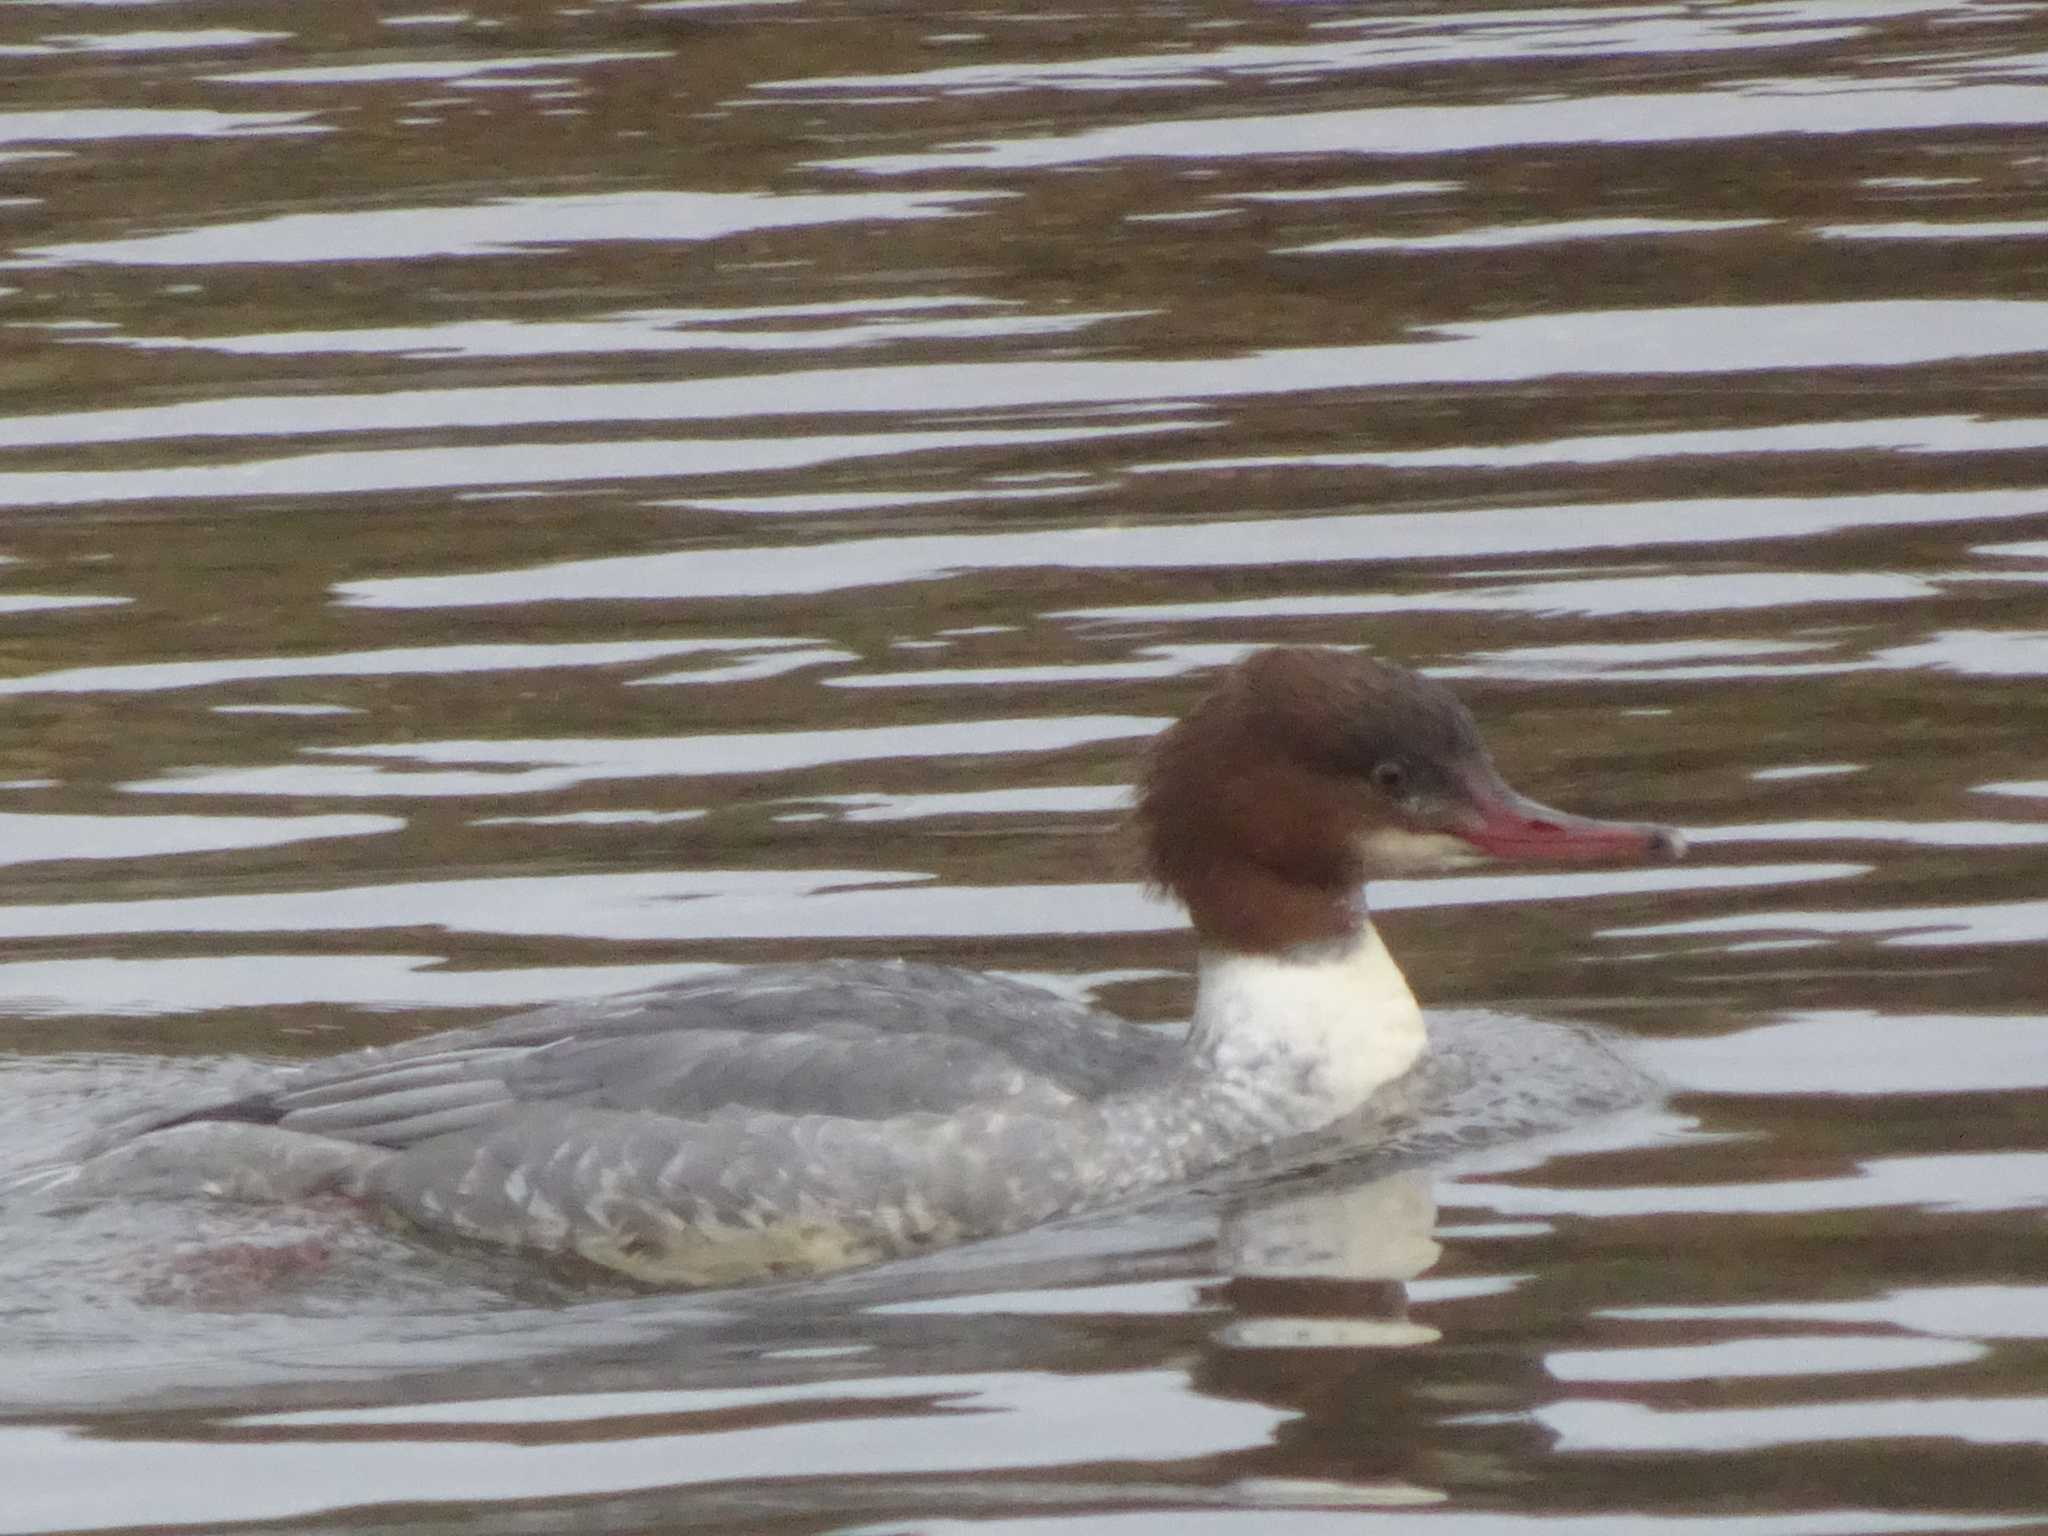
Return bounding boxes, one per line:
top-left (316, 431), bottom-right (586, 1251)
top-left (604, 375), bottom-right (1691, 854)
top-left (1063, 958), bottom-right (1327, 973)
top-left (3, 0), bottom-right (2046, 1530)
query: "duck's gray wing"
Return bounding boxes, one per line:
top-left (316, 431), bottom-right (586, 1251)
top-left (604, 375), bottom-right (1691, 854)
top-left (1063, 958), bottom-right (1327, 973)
top-left (101, 961), bottom-right (1175, 1155)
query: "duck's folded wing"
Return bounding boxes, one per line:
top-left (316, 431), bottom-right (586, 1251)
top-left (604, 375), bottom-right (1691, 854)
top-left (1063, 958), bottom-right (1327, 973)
top-left (245, 1027), bottom-right (1088, 1151)
top-left (96, 962), bottom-right (1171, 1154)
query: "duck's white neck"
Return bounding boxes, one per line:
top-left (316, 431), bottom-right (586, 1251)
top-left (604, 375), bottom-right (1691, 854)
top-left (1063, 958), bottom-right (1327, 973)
top-left (1186, 919), bottom-right (1426, 1118)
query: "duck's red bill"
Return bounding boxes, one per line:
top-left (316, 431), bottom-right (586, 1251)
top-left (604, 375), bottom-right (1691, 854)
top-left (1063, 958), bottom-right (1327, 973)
top-left (1449, 767), bottom-right (1686, 864)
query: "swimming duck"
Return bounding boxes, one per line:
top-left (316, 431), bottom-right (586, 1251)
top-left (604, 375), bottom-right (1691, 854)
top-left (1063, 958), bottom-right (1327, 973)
top-left (61, 648), bottom-right (1682, 1285)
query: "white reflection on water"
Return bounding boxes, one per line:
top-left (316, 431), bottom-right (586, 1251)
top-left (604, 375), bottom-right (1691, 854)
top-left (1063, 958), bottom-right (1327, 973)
top-left (335, 491), bottom-right (2048, 609)
top-left (213, 703), bottom-right (360, 716)
top-left (473, 810), bottom-right (709, 827)
top-left (1062, 572), bottom-right (1937, 624)
top-left (1233, 181), bottom-right (1457, 202)
top-left (0, 109), bottom-right (313, 147)
top-left (0, 422), bottom-right (1196, 511)
top-left (12, 301), bottom-right (2048, 451)
top-left (1609, 895), bottom-right (2048, 948)
top-left (1454, 1150), bottom-right (2048, 1217)
top-left (1751, 764), bottom-right (1864, 781)
top-left (1182, 414), bottom-right (2046, 469)
top-left (866, 1279), bottom-right (1211, 1318)
top-left (641, 0), bottom-right (802, 12)
top-left (839, 1510), bottom-right (2020, 1534)
top-left (232, 1373), bottom-right (1010, 1426)
top-left (1441, 639), bottom-right (1875, 683)
top-left (826, 643), bottom-right (1242, 690)
top-left (0, 593), bottom-right (126, 614)
top-left (0, 1370), bottom-right (1283, 1533)
top-left (1284, 217), bottom-right (1769, 254)
top-left (1641, 1011), bottom-right (2048, 1096)
top-left (207, 50), bottom-right (669, 86)
top-left (125, 715), bottom-right (1165, 798)
top-left (673, 484), bottom-right (1092, 515)
top-left (93, 300), bottom-right (1130, 360)
top-left (820, 82), bottom-right (2048, 174)
top-left (0, 639), bottom-right (804, 696)
top-left (22, 30), bottom-right (290, 56)
top-left (1537, 1394), bottom-right (2047, 1453)
top-left (0, 954), bottom-right (720, 1016)
top-left (26, 188), bottom-right (992, 266)
top-left (0, 812), bottom-right (399, 867)
top-left (634, 647), bottom-right (854, 686)
top-left (0, 863), bottom-right (1855, 947)
top-left (1978, 779), bottom-right (2048, 798)
top-left (1879, 629), bottom-right (2048, 675)
top-left (783, 786), bottom-right (1130, 822)
top-left (1821, 219), bottom-right (2048, 241)
top-left (1688, 820), bottom-right (2048, 847)
top-left (762, 6), bottom-right (1863, 96)
top-left (1607, 1284), bottom-right (2048, 1340)
top-left (1546, 1334), bottom-right (1984, 1382)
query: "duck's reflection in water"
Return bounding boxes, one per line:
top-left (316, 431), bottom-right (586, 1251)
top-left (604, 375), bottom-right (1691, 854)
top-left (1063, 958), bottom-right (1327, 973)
top-left (1217, 1169), bottom-right (1442, 1353)
top-left (1198, 1166), bottom-right (1452, 1509)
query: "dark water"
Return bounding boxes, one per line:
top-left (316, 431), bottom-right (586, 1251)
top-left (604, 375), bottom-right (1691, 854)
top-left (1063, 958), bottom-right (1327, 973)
top-left (3, 0), bottom-right (2047, 1530)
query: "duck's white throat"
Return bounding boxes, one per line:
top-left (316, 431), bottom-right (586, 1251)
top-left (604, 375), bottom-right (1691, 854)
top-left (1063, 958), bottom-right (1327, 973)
top-left (1188, 920), bottom-right (1426, 1116)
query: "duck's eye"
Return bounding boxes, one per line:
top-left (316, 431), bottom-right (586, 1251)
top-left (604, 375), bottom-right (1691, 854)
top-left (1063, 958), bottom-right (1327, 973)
top-left (1370, 761), bottom-right (1408, 796)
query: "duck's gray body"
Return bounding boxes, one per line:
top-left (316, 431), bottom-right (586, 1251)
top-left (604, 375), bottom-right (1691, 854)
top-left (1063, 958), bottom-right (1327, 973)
top-left (64, 961), bottom-right (1301, 1285)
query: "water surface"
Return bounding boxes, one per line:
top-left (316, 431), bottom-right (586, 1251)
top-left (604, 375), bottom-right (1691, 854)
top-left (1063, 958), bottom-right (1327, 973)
top-left (2, 0), bottom-right (2045, 1531)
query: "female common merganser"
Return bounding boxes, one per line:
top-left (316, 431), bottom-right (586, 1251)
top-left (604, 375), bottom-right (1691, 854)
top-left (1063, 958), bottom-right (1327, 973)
top-left (58, 648), bottom-right (1682, 1285)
